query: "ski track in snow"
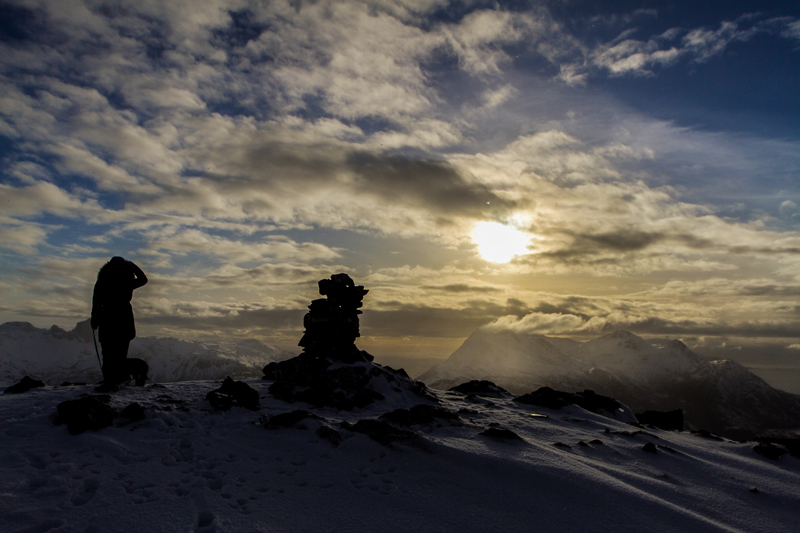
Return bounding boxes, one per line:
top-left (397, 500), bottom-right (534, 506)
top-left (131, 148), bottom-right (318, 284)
top-left (1, 380), bottom-right (799, 532)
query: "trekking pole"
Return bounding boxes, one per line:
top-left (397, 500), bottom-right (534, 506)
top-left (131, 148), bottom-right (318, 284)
top-left (92, 327), bottom-right (102, 370)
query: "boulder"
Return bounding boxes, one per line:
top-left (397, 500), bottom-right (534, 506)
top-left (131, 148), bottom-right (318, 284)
top-left (480, 427), bottom-right (523, 441)
top-left (515, 387), bottom-right (636, 422)
top-left (341, 419), bottom-right (427, 449)
top-left (636, 409), bottom-right (684, 431)
top-left (265, 410), bottom-right (324, 429)
top-left (380, 404), bottom-right (460, 427)
top-left (120, 402), bottom-right (145, 422)
top-left (56, 395), bottom-right (117, 434)
top-left (206, 377), bottom-right (260, 411)
top-left (4, 376), bottom-right (45, 394)
top-left (449, 380), bottom-right (510, 397)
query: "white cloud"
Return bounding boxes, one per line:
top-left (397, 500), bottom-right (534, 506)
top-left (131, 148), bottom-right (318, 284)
top-left (0, 224), bottom-right (50, 254)
top-left (481, 312), bottom-right (584, 334)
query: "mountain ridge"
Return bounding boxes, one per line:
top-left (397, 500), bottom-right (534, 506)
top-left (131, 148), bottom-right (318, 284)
top-left (420, 328), bottom-right (800, 440)
top-left (0, 320), bottom-right (290, 386)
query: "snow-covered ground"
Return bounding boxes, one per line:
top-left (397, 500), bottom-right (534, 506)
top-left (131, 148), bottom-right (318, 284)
top-left (1, 378), bottom-right (798, 532)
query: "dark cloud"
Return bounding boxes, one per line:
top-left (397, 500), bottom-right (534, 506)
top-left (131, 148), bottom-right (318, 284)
top-left (738, 284), bottom-right (800, 297)
top-left (582, 230), bottom-right (664, 251)
top-left (347, 152), bottom-right (515, 217)
top-left (422, 283), bottom-right (500, 293)
top-left (138, 307), bottom-right (305, 332)
top-left (361, 299), bottom-right (529, 338)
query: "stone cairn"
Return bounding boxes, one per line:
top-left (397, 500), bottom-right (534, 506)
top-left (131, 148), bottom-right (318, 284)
top-left (298, 273), bottom-right (371, 364)
top-left (263, 273), bottom-right (433, 410)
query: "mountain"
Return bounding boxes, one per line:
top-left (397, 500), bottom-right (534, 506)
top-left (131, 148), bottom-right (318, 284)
top-left (420, 329), bottom-right (800, 439)
top-left (0, 320), bottom-right (290, 386)
top-left (1, 377), bottom-right (798, 531)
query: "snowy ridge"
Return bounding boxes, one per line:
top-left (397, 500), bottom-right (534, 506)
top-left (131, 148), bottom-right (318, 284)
top-left (0, 379), bottom-right (797, 532)
top-left (420, 329), bottom-right (800, 439)
top-left (0, 321), bottom-right (290, 386)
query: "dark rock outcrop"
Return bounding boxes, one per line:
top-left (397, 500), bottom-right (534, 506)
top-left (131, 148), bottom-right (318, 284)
top-left (120, 402), bottom-right (145, 421)
top-left (341, 419), bottom-right (427, 449)
top-left (480, 427), bottom-right (523, 441)
top-left (636, 409), bottom-right (684, 431)
top-left (515, 387), bottom-right (629, 420)
top-left (642, 442), bottom-right (658, 453)
top-left (265, 410), bottom-right (324, 428)
top-left (380, 404), bottom-right (460, 427)
top-left (56, 395), bottom-right (117, 434)
top-left (753, 442), bottom-right (788, 460)
top-left (449, 380), bottom-right (510, 397)
top-left (206, 377), bottom-right (260, 411)
top-left (4, 376), bottom-right (45, 394)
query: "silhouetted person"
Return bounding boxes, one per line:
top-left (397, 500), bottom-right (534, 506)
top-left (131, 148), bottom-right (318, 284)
top-left (91, 257), bottom-right (147, 390)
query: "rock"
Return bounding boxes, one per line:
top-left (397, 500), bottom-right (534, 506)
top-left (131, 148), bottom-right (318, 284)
top-left (449, 380), bottom-right (510, 397)
top-left (298, 273), bottom-right (370, 364)
top-left (263, 274), bottom-right (435, 410)
top-left (480, 427), bottom-right (523, 441)
top-left (120, 403), bottom-right (145, 421)
top-left (206, 377), bottom-right (260, 411)
top-left (757, 437), bottom-right (800, 459)
top-left (316, 426), bottom-right (342, 446)
top-left (341, 419), bottom-right (427, 449)
top-left (635, 409), bottom-right (684, 431)
top-left (380, 404), bottom-right (460, 427)
top-left (641, 442), bottom-right (658, 453)
top-left (266, 410), bottom-right (324, 429)
top-left (515, 387), bottom-right (634, 422)
top-left (4, 376), bottom-right (45, 394)
top-left (589, 439), bottom-right (604, 445)
top-left (691, 429), bottom-right (723, 441)
top-left (553, 442), bottom-right (571, 448)
top-left (56, 395), bottom-right (117, 434)
top-left (753, 442), bottom-right (788, 460)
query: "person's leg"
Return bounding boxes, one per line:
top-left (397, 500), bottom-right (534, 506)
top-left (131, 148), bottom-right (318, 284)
top-left (101, 339), bottom-right (130, 384)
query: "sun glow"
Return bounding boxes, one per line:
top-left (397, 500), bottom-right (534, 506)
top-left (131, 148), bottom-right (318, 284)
top-left (471, 221), bottom-right (530, 263)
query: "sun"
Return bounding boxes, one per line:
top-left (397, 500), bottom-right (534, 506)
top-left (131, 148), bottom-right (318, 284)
top-left (471, 221), bottom-right (530, 263)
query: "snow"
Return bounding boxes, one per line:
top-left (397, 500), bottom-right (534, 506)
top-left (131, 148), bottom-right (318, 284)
top-left (1, 379), bottom-right (799, 532)
top-left (0, 321), bottom-right (290, 387)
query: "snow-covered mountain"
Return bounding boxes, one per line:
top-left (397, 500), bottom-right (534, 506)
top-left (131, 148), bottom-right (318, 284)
top-left (420, 329), bottom-right (800, 439)
top-left (0, 320), bottom-right (290, 386)
top-left (1, 377), bottom-right (799, 532)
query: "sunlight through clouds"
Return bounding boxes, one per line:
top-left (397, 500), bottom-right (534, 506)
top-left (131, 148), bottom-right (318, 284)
top-left (470, 221), bottom-right (530, 263)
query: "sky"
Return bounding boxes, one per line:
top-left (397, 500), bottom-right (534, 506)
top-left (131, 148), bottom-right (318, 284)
top-left (1, 0), bottom-right (799, 371)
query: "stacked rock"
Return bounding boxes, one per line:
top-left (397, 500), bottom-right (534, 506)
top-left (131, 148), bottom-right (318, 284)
top-left (262, 273), bottom-right (436, 410)
top-left (298, 273), bottom-right (369, 364)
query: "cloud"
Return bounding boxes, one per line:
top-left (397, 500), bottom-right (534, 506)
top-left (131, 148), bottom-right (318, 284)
top-left (140, 229), bottom-right (342, 265)
top-left (559, 16), bottom-right (800, 82)
top-left (0, 224), bottom-right (50, 254)
top-left (481, 312), bottom-right (585, 335)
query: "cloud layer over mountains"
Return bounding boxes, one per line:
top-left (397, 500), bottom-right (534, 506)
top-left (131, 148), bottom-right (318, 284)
top-left (1, 1), bottom-right (799, 365)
